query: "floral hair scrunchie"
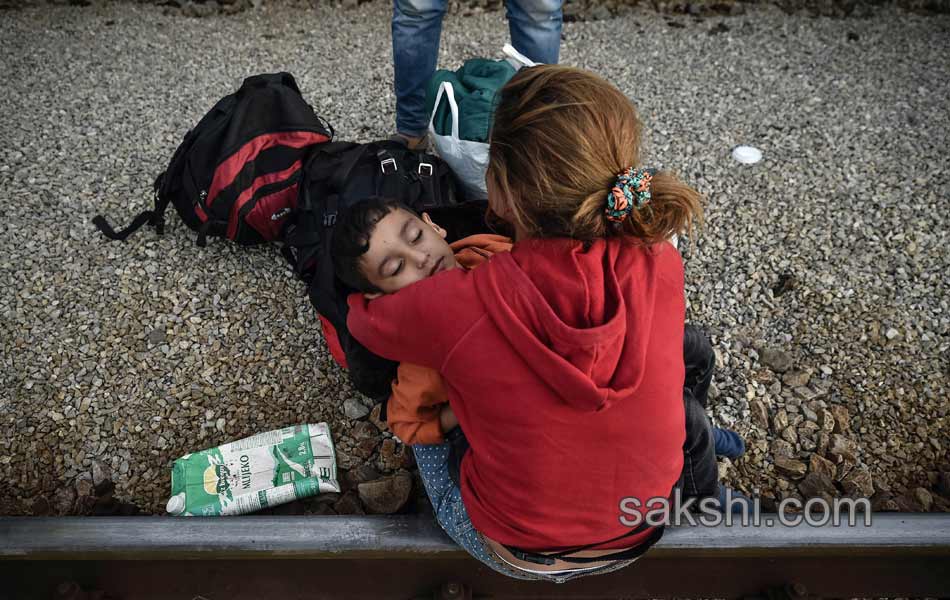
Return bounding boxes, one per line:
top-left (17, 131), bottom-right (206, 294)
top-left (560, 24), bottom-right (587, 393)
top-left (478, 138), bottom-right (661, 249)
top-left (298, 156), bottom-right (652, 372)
top-left (605, 167), bottom-right (655, 223)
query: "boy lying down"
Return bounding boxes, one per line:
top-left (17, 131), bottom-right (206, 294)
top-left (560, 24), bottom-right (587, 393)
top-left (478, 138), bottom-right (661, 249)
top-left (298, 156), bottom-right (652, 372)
top-left (332, 196), bottom-right (509, 444)
top-left (330, 197), bottom-right (745, 494)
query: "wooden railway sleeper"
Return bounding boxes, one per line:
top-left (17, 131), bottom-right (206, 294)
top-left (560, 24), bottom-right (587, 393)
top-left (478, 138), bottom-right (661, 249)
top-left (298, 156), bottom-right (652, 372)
top-left (744, 582), bottom-right (814, 600)
top-left (410, 581), bottom-right (493, 600)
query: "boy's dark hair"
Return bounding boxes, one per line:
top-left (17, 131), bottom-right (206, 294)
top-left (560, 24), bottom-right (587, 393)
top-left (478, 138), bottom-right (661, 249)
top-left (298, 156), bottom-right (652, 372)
top-left (331, 196), bottom-right (416, 293)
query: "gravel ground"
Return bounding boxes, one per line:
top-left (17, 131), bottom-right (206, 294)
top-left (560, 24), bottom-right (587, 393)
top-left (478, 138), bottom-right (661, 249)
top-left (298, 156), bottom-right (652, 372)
top-left (1, 0), bottom-right (948, 516)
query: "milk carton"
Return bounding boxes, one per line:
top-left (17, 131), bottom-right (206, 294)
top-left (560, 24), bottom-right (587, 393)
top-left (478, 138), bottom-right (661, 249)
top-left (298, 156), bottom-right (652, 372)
top-left (166, 423), bottom-right (340, 516)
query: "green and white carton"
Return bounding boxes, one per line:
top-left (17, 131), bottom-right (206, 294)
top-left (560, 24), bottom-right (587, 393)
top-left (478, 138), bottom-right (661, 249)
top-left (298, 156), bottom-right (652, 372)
top-left (166, 423), bottom-right (340, 516)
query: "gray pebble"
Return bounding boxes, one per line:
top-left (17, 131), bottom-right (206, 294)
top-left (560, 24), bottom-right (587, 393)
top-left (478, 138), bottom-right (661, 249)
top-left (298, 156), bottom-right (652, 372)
top-left (760, 348), bottom-right (793, 373)
top-left (343, 398), bottom-right (370, 420)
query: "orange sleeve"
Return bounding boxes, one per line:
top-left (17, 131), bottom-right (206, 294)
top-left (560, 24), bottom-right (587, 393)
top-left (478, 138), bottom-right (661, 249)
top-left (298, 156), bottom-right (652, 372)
top-left (387, 363), bottom-right (449, 445)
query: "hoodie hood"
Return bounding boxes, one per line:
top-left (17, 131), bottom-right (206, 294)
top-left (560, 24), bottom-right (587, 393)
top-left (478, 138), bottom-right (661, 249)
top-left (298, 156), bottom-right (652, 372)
top-left (473, 237), bottom-right (664, 412)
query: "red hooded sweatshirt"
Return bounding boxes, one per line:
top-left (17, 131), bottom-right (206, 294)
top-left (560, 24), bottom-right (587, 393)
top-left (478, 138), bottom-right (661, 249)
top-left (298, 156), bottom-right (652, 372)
top-left (347, 237), bottom-right (686, 551)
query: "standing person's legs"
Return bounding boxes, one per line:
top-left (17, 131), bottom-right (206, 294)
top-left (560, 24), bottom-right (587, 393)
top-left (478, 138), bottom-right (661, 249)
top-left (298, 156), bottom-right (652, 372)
top-left (504, 0), bottom-right (563, 65)
top-left (392, 0), bottom-right (448, 138)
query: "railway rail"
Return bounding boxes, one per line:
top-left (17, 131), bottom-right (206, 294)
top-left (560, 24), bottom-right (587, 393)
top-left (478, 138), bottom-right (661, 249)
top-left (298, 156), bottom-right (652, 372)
top-left (1, 514), bottom-right (949, 599)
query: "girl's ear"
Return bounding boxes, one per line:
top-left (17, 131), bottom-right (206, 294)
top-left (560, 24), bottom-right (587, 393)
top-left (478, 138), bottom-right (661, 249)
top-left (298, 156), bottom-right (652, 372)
top-left (363, 291), bottom-right (383, 300)
top-left (422, 212), bottom-right (448, 239)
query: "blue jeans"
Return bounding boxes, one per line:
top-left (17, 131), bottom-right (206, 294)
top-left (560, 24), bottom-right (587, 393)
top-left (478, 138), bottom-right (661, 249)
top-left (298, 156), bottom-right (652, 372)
top-left (678, 324), bottom-right (723, 499)
top-left (413, 443), bottom-right (640, 583)
top-left (392, 0), bottom-right (564, 137)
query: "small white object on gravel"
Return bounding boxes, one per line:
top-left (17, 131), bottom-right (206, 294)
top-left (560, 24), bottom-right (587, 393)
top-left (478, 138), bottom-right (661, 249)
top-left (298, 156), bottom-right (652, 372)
top-left (731, 145), bottom-right (763, 164)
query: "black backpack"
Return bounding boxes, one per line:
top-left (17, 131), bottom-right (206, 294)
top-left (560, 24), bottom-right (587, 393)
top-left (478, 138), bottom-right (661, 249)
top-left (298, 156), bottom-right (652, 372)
top-left (283, 139), bottom-right (458, 279)
top-left (282, 139), bottom-right (493, 399)
top-left (93, 72), bottom-right (332, 247)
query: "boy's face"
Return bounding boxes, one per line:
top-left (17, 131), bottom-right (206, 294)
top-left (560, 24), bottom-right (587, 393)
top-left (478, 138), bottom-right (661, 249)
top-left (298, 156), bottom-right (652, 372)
top-left (360, 208), bottom-right (458, 295)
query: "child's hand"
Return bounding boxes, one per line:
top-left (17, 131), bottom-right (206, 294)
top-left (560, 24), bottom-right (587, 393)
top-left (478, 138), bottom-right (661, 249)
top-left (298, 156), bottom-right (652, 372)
top-left (439, 404), bottom-right (459, 433)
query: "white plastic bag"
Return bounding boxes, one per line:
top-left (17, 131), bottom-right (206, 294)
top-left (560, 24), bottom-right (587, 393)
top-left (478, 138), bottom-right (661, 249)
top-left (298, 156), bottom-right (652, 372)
top-left (427, 46), bottom-right (537, 201)
top-left (428, 81), bottom-right (490, 201)
top-left (502, 43), bottom-right (537, 69)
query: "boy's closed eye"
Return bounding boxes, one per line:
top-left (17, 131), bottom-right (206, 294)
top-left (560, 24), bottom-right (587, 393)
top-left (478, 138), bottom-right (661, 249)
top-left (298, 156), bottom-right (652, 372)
top-left (378, 227), bottom-right (427, 279)
top-left (384, 229), bottom-right (425, 277)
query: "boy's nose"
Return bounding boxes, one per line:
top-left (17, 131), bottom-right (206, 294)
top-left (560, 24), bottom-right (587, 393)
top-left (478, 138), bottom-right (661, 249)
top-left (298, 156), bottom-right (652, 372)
top-left (411, 248), bottom-right (429, 268)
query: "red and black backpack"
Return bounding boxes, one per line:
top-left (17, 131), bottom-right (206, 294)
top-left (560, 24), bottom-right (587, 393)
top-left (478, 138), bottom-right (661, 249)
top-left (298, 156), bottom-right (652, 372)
top-left (93, 72), bottom-right (332, 246)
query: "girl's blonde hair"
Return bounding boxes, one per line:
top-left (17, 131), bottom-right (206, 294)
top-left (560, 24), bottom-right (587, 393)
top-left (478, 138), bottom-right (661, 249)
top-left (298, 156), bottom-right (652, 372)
top-left (487, 65), bottom-right (703, 245)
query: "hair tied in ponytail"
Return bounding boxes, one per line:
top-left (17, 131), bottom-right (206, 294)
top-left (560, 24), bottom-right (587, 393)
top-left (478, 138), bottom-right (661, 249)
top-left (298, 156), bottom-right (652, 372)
top-left (605, 167), bottom-right (655, 223)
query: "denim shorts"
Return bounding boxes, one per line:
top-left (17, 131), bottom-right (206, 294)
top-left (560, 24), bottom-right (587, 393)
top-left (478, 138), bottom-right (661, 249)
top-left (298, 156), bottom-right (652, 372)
top-left (412, 443), bottom-right (640, 583)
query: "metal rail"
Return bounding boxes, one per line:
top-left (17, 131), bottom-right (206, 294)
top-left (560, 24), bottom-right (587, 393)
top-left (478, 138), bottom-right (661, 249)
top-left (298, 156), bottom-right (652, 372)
top-left (1, 514), bottom-right (948, 599)
top-left (1, 513), bottom-right (948, 559)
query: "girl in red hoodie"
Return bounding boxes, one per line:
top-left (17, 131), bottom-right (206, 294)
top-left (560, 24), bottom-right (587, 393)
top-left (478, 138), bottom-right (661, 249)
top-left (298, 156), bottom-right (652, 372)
top-left (348, 65), bottom-right (706, 581)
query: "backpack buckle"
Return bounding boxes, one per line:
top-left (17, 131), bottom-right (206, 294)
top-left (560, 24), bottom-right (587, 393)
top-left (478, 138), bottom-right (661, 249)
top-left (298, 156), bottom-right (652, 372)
top-left (323, 212), bottom-right (337, 227)
top-left (418, 162), bottom-right (433, 177)
top-left (380, 157), bottom-right (398, 175)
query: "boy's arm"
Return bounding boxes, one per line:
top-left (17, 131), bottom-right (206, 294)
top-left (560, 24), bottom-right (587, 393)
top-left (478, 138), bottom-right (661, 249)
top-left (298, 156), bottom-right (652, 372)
top-left (346, 268), bottom-right (475, 370)
top-left (387, 364), bottom-right (448, 445)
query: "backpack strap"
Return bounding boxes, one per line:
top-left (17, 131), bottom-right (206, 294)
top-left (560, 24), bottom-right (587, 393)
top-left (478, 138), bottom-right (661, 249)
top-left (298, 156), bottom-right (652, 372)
top-left (92, 211), bottom-right (155, 241)
top-left (376, 147), bottom-right (404, 200)
top-left (92, 173), bottom-right (170, 241)
top-left (280, 244), bottom-right (298, 269)
top-left (416, 151), bottom-right (452, 209)
top-left (304, 142), bottom-right (370, 231)
top-left (195, 220), bottom-right (214, 248)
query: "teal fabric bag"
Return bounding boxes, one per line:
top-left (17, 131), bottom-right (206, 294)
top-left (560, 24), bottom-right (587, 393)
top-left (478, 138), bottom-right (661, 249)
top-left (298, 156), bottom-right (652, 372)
top-left (426, 59), bottom-right (517, 143)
